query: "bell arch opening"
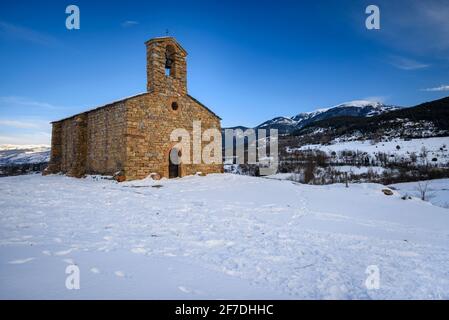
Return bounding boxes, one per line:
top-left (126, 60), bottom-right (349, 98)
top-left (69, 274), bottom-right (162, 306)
top-left (165, 44), bottom-right (176, 77)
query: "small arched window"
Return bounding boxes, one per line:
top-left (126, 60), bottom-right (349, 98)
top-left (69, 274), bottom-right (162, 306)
top-left (171, 102), bottom-right (179, 111)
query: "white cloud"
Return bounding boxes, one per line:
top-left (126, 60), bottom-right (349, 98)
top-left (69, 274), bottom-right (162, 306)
top-left (0, 21), bottom-right (60, 46)
top-left (372, 1), bottom-right (449, 56)
top-left (0, 96), bottom-right (61, 109)
top-left (363, 96), bottom-right (388, 103)
top-left (0, 132), bottom-right (51, 145)
top-left (0, 117), bottom-right (51, 145)
top-left (389, 56), bottom-right (430, 70)
top-left (121, 20), bottom-right (139, 28)
top-left (421, 85), bottom-right (449, 92)
top-left (0, 119), bottom-right (48, 129)
top-left (0, 97), bottom-right (70, 145)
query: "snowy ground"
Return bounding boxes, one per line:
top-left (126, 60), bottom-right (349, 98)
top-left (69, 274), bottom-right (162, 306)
top-left (292, 137), bottom-right (449, 165)
top-left (1, 173), bottom-right (449, 299)
top-left (390, 179), bottom-right (449, 209)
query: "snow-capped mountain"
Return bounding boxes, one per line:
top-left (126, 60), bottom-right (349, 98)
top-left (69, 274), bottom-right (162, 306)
top-left (0, 144), bottom-right (50, 166)
top-left (256, 116), bottom-right (299, 134)
top-left (254, 101), bottom-right (399, 134)
top-left (309, 100), bottom-right (399, 119)
top-left (293, 96), bottom-right (449, 141)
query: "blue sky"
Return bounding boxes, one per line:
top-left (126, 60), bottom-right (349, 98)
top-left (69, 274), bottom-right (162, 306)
top-left (0, 0), bottom-right (448, 144)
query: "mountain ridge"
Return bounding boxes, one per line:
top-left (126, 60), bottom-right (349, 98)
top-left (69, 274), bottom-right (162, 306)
top-left (292, 95), bottom-right (449, 141)
top-left (225, 100), bottom-right (401, 134)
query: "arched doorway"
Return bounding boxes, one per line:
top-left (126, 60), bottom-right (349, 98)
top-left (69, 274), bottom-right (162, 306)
top-left (169, 148), bottom-right (181, 178)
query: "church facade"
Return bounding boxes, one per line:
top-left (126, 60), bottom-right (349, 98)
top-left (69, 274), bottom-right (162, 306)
top-left (45, 37), bottom-right (223, 181)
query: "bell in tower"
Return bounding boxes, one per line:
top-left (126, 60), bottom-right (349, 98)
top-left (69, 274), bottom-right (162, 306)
top-left (165, 45), bottom-right (175, 75)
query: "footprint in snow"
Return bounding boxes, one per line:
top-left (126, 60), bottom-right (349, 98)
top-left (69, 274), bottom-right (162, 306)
top-left (8, 257), bottom-right (35, 264)
top-left (63, 258), bottom-right (75, 264)
top-left (178, 286), bottom-right (191, 294)
top-left (164, 252), bottom-right (177, 257)
top-left (131, 247), bottom-right (147, 254)
top-left (54, 248), bottom-right (74, 256)
top-left (90, 267), bottom-right (100, 274)
top-left (178, 286), bottom-right (202, 295)
top-left (114, 271), bottom-right (126, 278)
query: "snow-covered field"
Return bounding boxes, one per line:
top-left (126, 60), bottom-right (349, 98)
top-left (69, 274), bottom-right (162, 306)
top-left (293, 137), bottom-right (449, 165)
top-left (1, 173), bottom-right (449, 299)
top-left (390, 179), bottom-right (449, 209)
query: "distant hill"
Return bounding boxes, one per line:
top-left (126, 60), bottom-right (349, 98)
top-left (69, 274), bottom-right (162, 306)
top-left (0, 145), bottom-right (50, 166)
top-left (0, 145), bottom-right (50, 176)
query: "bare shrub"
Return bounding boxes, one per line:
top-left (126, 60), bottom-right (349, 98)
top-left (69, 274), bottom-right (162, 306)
top-left (416, 181), bottom-right (430, 201)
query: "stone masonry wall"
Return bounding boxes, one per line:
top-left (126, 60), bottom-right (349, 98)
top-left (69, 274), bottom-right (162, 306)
top-left (86, 103), bottom-right (126, 175)
top-left (46, 122), bottom-right (62, 173)
top-left (47, 92), bottom-right (222, 181)
top-left (58, 114), bottom-right (88, 177)
top-left (48, 102), bottom-right (127, 177)
top-left (124, 93), bottom-right (223, 180)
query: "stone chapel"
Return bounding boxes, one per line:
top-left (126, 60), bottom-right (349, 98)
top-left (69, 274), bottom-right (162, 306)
top-left (45, 37), bottom-right (223, 180)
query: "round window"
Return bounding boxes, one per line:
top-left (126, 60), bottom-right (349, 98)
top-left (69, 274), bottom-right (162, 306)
top-left (171, 102), bottom-right (179, 111)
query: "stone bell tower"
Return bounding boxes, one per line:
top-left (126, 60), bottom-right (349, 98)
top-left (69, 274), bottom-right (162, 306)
top-left (145, 37), bottom-right (188, 96)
